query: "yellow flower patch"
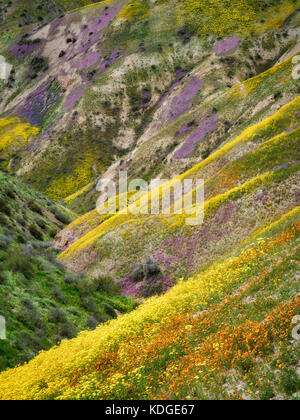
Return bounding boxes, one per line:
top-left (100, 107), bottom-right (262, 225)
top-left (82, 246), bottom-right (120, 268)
top-left (0, 117), bottom-right (39, 158)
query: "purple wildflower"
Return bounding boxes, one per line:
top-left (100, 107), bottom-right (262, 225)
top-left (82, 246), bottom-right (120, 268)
top-left (64, 87), bottom-right (86, 112)
top-left (174, 116), bottom-right (218, 159)
top-left (212, 37), bottom-right (241, 54)
top-left (11, 39), bottom-right (42, 58)
top-left (74, 52), bottom-right (100, 70)
top-left (168, 77), bottom-right (204, 122)
top-left (75, 6), bottom-right (123, 55)
top-left (14, 81), bottom-right (58, 126)
top-left (271, 161), bottom-right (300, 172)
top-left (98, 49), bottom-right (123, 72)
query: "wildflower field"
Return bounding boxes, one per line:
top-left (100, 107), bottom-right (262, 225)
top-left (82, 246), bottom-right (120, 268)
top-left (0, 208), bottom-right (299, 399)
top-left (0, 0), bottom-right (299, 401)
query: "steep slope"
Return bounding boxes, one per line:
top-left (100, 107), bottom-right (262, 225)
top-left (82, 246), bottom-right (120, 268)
top-left (0, 0), bottom-right (299, 205)
top-left (0, 0), bottom-right (299, 401)
top-left (0, 208), bottom-right (298, 399)
top-left (0, 171), bottom-right (135, 371)
top-left (0, 0), bottom-right (92, 35)
top-left (55, 94), bottom-right (300, 297)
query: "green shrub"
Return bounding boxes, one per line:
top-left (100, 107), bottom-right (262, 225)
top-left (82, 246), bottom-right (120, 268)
top-left (279, 369), bottom-right (300, 396)
top-left (48, 307), bottom-right (67, 324)
top-left (6, 244), bottom-right (34, 277)
top-left (29, 223), bottom-right (44, 241)
top-left (0, 266), bottom-right (7, 285)
top-left (48, 225), bottom-right (59, 238)
top-left (86, 316), bottom-right (98, 330)
top-left (59, 321), bottom-right (76, 339)
top-left (0, 214), bottom-right (11, 226)
top-left (28, 200), bottom-right (43, 215)
top-left (50, 207), bottom-right (72, 225)
top-left (94, 275), bottom-right (122, 295)
top-left (103, 303), bottom-right (117, 318)
top-left (51, 286), bottom-right (65, 302)
top-left (0, 234), bottom-right (11, 249)
top-left (3, 187), bottom-right (16, 199)
top-left (35, 217), bottom-right (47, 230)
top-left (0, 197), bottom-right (11, 216)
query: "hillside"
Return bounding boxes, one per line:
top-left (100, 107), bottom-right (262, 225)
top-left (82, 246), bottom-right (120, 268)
top-left (56, 96), bottom-right (300, 298)
top-left (0, 0), bottom-right (299, 204)
top-left (0, 171), bottom-right (134, 371)
top-left (0, 0), bottom-right (299, 401)
top-left (0, 1), bottom-right (92, 35)
top-left (0, 208), bottom-right (299, 399)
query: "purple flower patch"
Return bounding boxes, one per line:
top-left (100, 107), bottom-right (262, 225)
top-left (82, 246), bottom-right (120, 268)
top-left (98, 49), bottom-right (123, 72)
top-left (174, 116), bottom-right (218, 159)
top-left (77, 49), bottom-right (123, 83)
top-left (11, 39), bottom-right (42, 58)
top-left (179, 120), bottom-right (198, 135)
top-left (116, 274), bottom-right (172, 298)
top-left (212, 37), bottom-right (241, 54)
top-left (154, 252), bottom-right (177, 267)
top-left (14, 81), bottom-right (58, 126)
top-left (64, 87), bottom-right (86, 112)
top-left (74, 52), bottom-right (100, 70)
top-left (168, 77), bottom-right (204, 122)
top-left (271, 161), bottom-right (300, 172)
top-left (286, 125), bottom-right (296, 133)
top-left (142, 88), bottom-right (151, 99)
top-left (155, 68), bottom-right (187, 110)
top-left (76, 6), bottom-right (123, 55)
top-left (154, 201), bottom-right (237, 276)
top-left (115, 275), bottom-right (142, 297)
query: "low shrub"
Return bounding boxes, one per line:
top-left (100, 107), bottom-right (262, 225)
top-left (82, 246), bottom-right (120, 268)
top-left (94, 275), bottom-right (122, 295)
top-left (86, 316), bottom-right (98, 330)
top-left (28, 200), bottom-right (43, 215)
top-left (29, 223), bottom-right (44, 241)
top-left (50, 207), bottom-right (72, 225)
top-left (6, 244), bottom-right (34, 278)
top-left (103, 303), bottom-right (117, 318)
top-left (0, 266), bottom-right (7, 285)
top-left (0, 197), bottom-right (11, 216)
top-left (59, 321), bottom-right (76, 339)
top-left (48, 307), bottom-right (67, 324)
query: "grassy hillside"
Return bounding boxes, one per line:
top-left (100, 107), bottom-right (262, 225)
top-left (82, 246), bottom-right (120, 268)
top-left (0, 0), bottom-right (94, 35)
top-left (0, 208), bottom-right (298, 399)
top-left (177, 0), bottom-right (298, 35)
top-left (0, 171), bottom-right (135, 371)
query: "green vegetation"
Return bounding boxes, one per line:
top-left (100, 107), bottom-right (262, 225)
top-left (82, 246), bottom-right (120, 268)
top-left (0, 207), bottom-right (298, 399)
top-left (0, 171), bottom-right (135, 371)
top-left (178, 0), bottom-right (299, 36)
top-left (0, 0), bottom-right (299, 401)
